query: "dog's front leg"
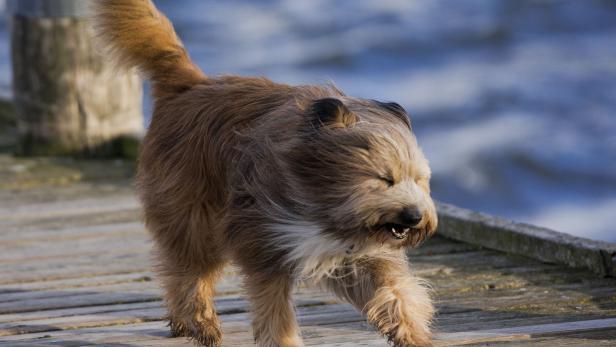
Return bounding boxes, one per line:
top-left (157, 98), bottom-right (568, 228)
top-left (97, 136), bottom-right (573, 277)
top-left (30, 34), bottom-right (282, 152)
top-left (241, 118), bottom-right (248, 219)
top-left (323, 254), bottom-right (434, 347)
top-left (242, 270), bottom-right (304, 347)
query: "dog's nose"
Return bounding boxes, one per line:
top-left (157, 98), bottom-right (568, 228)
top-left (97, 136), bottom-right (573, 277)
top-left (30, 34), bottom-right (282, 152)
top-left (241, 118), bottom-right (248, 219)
top-left (399, 208), bottom-right (422, 227)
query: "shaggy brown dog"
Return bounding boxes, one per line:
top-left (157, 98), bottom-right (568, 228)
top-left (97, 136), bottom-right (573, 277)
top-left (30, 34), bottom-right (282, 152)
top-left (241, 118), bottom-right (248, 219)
top-left (94, 1), bottom-right (438, 346)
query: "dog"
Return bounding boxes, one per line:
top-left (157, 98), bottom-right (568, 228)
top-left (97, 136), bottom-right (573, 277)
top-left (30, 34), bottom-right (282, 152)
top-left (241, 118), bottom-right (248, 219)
top-left (94, 1), bottom-right (438, 346)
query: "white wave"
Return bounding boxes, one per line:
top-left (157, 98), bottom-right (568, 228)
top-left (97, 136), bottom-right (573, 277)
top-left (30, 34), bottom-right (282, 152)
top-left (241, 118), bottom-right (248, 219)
top-left (420, 113), bottom-right (542, 189)
top-left (366, 32), bottom-right (616, 114)
top-left (527, 199), bottom-right (616, 242)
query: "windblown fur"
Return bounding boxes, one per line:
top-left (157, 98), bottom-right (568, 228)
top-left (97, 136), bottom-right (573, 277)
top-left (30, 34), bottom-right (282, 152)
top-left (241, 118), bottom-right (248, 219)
top-left (94, 1), bottom-right (438, 346)
top-left (91, 0), bottom-right (206, 96)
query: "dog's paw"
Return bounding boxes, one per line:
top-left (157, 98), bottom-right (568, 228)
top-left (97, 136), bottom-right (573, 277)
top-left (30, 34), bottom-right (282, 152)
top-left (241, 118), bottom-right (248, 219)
top-left (385, 327), bottom-right (433, 347)
top-left (168, 319), bottom-right (188, 337)
top-left (169, 317), bottom-right (222, 347)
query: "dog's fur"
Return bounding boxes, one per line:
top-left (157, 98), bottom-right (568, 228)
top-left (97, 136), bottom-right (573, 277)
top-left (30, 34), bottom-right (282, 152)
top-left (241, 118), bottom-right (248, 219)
top-left (93, 1), bottom-right (438, 346)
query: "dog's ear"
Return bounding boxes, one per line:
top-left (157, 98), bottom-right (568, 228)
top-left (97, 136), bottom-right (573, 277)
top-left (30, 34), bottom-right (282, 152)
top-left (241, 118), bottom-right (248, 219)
top-left (373, 100), bottom-right (411, 129)
top-left (310, 98), bottom-right (358, 128)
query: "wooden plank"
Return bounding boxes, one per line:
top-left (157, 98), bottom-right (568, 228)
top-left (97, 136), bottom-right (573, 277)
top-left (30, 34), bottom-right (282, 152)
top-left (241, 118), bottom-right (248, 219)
top-left (0, 195), bottom-right (139, 222)
top-left (437, 202), bottom-right (616, 277)
top-left (0, 296), bottom-right (342, 343)
top-left (0, 221), bottom-right (143, 243)
top-left (408, 235), bottom-right (481, 256)
top-left (0, 301), bottom-right (162, 324)
top-left (434, 288), bottom-right (616, 317)
top-left (3, 315), bottom-right (615, 347)
top-left (0, 288), bottom-right (612, 346)
top-left (0, 281), bottom-right (162, 304)
top-left (0, 251), bottom-right (560, 308)
top-left (0, 321), bottom-right (182, 344)
top-left (0, 315), bottom-right (368, 346)
top-left (0, 235), bottom-right (150, 262)
top-left (0, 302), bottom-right (353, 337)
top-left (0, 266), bottom-right (237, 293)
top-left (0, 274), bottom-right (243, 305)
top-left (435, 317), bottom-right (616, 345)
top-left (0, 292), bottom-right (338, 337)
top-left (0, 272), bottom-right (155, 293)
top-left (0, 291), bottom-right (159, 315)
top-left (2, 277), bottom-right (614, 341)
top-left (0, 283), bottom-right (333, 319)
top-left (2, 244), bottom-right (613, 317)
top-left (498, 328), bottom-right (616, 346)
top-left (0, 262), bottom-right (151, 285)
top-left (0, 208), bottom-right (139, 236)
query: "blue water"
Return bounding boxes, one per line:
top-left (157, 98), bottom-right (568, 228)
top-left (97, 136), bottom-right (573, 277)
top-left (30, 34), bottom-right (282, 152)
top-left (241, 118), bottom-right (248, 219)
top-left (1, 0), bottom-right (615, 242)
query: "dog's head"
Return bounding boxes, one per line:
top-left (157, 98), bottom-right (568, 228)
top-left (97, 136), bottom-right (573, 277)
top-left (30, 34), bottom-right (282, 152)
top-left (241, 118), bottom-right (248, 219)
top-left (288, 97), bottom-right (437, 249)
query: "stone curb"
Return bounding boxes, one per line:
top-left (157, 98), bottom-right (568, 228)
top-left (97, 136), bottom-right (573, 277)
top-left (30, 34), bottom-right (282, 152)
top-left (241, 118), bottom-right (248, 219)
top-left (437, 202), bottom-right (616, 277)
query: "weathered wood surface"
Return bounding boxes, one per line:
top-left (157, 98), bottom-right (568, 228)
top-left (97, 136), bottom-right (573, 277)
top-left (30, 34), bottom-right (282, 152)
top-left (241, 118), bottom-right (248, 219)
top-left (9, 0), bottom-right (143, 156)
top-left (0, 155), bottom-right (615, 346)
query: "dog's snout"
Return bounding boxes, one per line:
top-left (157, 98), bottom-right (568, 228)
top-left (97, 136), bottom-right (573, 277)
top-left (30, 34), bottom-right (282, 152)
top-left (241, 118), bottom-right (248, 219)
top-left (399, 208), bottom-right (422, 227)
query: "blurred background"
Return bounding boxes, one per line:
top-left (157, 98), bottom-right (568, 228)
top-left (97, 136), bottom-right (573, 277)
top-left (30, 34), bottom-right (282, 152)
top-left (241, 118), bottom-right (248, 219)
top-left (0, 0), bottom-right (615, 242)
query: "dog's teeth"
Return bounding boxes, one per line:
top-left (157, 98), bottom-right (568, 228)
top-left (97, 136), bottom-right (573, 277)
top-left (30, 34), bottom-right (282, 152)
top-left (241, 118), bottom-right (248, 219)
top-left (403, 227), bottom-right (410, 233)
top-left (389, 226), bottom-right (408, 239)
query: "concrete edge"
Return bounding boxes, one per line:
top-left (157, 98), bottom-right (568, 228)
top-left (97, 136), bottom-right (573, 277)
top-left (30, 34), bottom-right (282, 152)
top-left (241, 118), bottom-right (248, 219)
top-left (436, 202), bottom-right (616, 277)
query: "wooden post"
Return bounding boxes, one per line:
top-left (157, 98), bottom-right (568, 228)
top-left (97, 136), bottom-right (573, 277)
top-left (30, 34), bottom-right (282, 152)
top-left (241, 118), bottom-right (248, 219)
top-left (8, 0), bottom-right (143, 157)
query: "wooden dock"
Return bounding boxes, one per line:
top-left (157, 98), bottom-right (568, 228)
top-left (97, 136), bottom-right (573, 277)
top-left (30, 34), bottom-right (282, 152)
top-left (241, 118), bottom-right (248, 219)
top-left (1, 155), bottom-right (616, 346)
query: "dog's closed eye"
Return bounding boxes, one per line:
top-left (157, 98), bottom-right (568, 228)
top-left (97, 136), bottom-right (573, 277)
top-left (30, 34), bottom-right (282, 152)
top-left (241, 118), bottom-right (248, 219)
top-left (378, 176), bottom-right (395, 187)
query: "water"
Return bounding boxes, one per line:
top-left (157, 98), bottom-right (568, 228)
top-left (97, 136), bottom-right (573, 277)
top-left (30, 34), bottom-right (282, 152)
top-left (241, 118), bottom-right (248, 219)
top-left (1, 0), bottom-right (615, 242)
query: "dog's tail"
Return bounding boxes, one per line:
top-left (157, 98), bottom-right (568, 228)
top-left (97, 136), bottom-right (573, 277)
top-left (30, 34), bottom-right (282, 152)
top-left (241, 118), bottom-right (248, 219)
top-left (92, 0), bottom-right (206, 96)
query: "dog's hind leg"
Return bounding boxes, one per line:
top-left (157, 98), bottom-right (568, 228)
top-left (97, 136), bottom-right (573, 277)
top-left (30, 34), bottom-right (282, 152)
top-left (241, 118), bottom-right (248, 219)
top-left (161, 259), bottom-right (226, 347)
top-left (143, 194), bottom-right (227, 346)
top-left (242, 269), bottom-right (304, 347)
top-left (321, 253), bottom-right (434, 347)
